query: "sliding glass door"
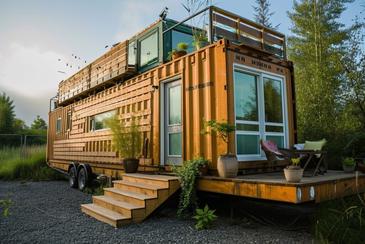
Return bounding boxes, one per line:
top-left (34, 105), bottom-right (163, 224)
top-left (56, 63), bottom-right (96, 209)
top-left (233, 67), bottom-right (287, 161)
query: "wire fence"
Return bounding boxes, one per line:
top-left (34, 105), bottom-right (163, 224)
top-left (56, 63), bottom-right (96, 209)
top-left (0, 134), bottom-right (47, 148)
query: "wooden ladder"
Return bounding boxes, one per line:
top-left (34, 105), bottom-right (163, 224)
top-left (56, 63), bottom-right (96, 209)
top-left (81, 173), bottom-right (180, 227)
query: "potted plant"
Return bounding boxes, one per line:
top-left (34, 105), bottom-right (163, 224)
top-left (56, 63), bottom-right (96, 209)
top-left (170, 42), bottom-right (189, 60)
top-left (284, 158), bottom-right (304, 183)
top-left (343, 157), bottom-right (356, 173)
top-left (106, 115), bottom-right (142, 173)
top-left (173, 157), bottom-right (209, 218)
top-left (192, 30), bottom-right (209, 50)
top-left (202, 120), bottom-right (237, 178)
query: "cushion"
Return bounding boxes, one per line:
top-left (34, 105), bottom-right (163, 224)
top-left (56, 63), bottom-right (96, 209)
top-left (304, 139), bottom-right (327, 151)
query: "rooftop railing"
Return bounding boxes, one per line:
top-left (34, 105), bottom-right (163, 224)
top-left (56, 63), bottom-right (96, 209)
top-left (163, 6), bottom-right (286, 59)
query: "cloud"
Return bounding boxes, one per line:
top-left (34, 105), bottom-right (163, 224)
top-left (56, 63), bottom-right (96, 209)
top-left (114, 0), bottom-right (182, 42)
top-left (0, 43), bottom-right (76, 97)
top-left (0, 43), bottom-right (88, 124)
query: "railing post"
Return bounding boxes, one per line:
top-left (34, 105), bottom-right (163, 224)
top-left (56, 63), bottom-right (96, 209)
top-left (208, 6), bottom-right (214, 43)
top-left (261, 28), bottom-right (265, 51)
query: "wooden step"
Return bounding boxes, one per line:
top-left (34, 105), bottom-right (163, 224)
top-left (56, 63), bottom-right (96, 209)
top-left (93, 195), bottom-right (145, 218)
top-left (104, 187), bottom-right (156, 207)
top-left (81, 174), bottom-right (181, 228)
top-left (113, 180), bottom-right (167, 197)
top-left (122, 173), bottom-right (179, 188)
top-left (81, 203), bottom-right (130, 228)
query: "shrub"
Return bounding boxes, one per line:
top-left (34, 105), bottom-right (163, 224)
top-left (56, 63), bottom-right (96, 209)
top-left (173, 157), bottom-right (208, 218)
top-left (343, 157), bottom-right (356, 166)
top-left (0, 198), bottom-right (12, 217)
top-left (314, 195), bottom-right (365, 243)
top-left (0, 146), bottom-right (63, 180)
top-left (193, 204), bottom-right (217, 230)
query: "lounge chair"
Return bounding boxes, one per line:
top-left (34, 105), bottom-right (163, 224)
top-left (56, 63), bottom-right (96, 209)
top-left (260, 139), bottom-right (327, 177)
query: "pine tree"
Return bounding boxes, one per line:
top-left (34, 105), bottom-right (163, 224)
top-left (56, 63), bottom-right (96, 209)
top-left (288, 0), bottom-right (353, 141)
top-left (0, 93), bottom-right (15, 134)
top-left (253, 0), bottom-right (275, 28)
top-left (31, 115), bottom-right (47, 130)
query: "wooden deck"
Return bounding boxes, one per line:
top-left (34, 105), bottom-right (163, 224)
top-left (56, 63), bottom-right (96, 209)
top-left (197, 171), bottom-right (365, 204)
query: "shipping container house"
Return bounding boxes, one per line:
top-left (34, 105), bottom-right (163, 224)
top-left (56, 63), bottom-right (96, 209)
top-left (47, 6), bottom-right (365, 227)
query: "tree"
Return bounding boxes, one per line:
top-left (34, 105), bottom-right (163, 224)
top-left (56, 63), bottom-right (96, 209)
top-left (13, 118), bottom-right (28, 132)
top-left (340, 18), bottom-right (365, 129)
top-left (252, 0), bottom-right (276, 28)
top-left (31, 115), bottom-right (47, 130)
top-left (287, 0), bottom-right (353, 140)
top-left (0, 93), bottom-right (15, 134)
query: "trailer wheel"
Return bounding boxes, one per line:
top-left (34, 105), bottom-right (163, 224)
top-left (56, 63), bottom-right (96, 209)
top-left (77, 167), bottom-right (88, 191)
top-left (68, 166), bottom-right (78, 188)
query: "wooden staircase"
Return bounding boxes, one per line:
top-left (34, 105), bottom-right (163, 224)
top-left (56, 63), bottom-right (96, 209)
top-left (81, 173), bottom-right (180, 227)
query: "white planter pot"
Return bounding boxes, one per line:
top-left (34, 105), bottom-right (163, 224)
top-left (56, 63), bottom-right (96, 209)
top-left (343, 164), bottom-right (355, 173)
top-left (217, 155), bottom-right (238, 178)
top-left (284, 168), bottom-right (304, 183)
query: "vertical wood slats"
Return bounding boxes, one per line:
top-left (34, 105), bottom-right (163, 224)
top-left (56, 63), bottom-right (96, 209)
top-left (58, 41), bottom-right (135, 104)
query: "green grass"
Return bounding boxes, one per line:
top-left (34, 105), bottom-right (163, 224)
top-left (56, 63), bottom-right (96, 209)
top-left (0, 146), bottom-right (64, 181)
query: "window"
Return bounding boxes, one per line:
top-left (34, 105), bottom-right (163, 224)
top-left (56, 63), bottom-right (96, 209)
top-left (139, 31), bottom-right (158, 67)
top-left (171, 30), bottom-right (194, 53)
top-left (90, 110), bottom-right (116, 131)
top-left (234, 68), bottom-right (287, 160)
top-left (66, 111), bottom-right (72, 131)
top-left (56, 118), bottom-right (62, 134)
top-left (128, 41), bottom-right (136, 66)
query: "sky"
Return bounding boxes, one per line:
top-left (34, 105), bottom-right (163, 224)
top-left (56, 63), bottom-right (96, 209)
top-left (0, 0), bottom-right (363, 125)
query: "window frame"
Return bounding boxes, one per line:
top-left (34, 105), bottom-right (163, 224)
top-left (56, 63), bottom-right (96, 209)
top-left (56, 117), bottom-right (62, 134)
top-left (138, 29), bottom-right (159, 71)
top-left (233, 63), bottom-right (289, 161)
top-left (89, 110), bottom-right (116, 132)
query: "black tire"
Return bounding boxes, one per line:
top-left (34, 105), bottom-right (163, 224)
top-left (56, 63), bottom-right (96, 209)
top-left (69, 166), bottom-right (78, 188)
top-left (77, 167), bottom-right (88, 191)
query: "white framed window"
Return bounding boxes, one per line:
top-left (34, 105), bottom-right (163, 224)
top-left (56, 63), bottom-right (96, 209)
top-left (233, 64), bottom-right (288, 161)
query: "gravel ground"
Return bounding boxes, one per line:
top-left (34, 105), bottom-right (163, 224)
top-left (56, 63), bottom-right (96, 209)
top-left (0, 180), bottom-right (313, 244)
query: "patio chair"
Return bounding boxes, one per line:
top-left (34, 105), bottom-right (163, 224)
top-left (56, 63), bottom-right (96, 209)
top-left (260, 139), bottom-right (327, 177)
top-left (260, 140), bottom-right (291, 170)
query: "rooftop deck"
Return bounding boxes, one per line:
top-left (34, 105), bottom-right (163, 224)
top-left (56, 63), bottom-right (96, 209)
top-left (197, 171), bottom-right (365, 204)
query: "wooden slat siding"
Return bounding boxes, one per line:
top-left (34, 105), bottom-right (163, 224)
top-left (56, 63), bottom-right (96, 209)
top-left (58, 41), bottom-right (134, 104)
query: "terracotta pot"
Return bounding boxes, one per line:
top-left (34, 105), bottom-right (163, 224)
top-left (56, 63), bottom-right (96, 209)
top-left (343, 164), bottom-right (355, 173)
top-left (172, 50), bottom-right (187, 60)
top-left (284, 167), bottom-right (304, 183)
top-left (123, 158), bottom-right (139, 173)
top-left (217, 155), bottom-right (238, 178)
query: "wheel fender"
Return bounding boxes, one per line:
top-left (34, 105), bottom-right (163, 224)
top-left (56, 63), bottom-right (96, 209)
top-left (68, 162), bottom-right (79, 173)
top-left (77, 164), bottom-right (92, 183)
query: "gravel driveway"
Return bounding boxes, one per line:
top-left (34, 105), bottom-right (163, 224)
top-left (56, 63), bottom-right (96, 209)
top-left (0, 181), bottom-right (312, 243)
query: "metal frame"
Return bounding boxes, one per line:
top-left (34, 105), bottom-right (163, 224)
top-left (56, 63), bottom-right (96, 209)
top-left (233, 63), bottom-right (289, 162)
top-left (159, 75), bottom-right (183, 166)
